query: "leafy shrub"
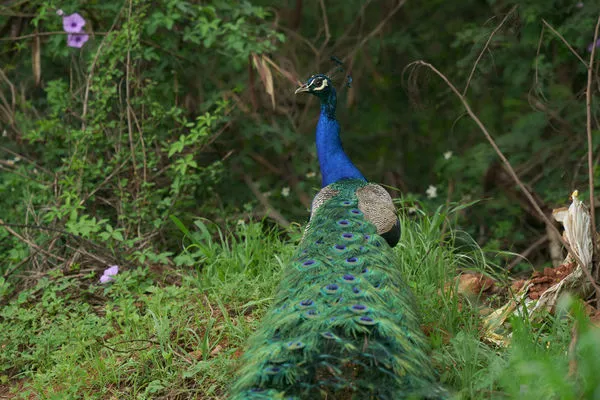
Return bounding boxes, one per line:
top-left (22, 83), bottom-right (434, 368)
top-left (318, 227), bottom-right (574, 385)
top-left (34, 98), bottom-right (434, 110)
top-left (0, 0), bottom-right (282, 286)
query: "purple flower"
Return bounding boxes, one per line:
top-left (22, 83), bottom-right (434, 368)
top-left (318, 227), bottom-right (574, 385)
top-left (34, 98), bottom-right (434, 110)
top-left (99, 265), bottom-right (119, 283)
top-left (588, 38), bottom-right (600, 53)
top-left (67, 33), bottom-right (89, 48)
top-left (63, 13), bottom-right (86, 33)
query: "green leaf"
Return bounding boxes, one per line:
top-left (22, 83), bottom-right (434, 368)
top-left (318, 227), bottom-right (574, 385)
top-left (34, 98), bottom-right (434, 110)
top-left (112, 231), bottom-right (124, 241)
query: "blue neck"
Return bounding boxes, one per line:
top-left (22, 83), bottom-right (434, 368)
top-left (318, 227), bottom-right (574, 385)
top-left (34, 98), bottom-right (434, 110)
top-left (316, 91), bottom-right (365, 187)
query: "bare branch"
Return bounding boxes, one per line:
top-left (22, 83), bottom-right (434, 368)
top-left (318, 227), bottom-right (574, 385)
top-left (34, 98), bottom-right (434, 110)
top-left (318, 0), bottom-right (331, 52)
top-left (586, 15), bottom-right (600, 261)
top-left (542, 19), bottom-right (587, 67)
top-left (0, 219), bottom-right (66, 262)
top-left (507, 235), bottom-right (549, 270)
top-left (81, 5), bottom-right (127, 128)
top-left (243, 175), bottom-right (290, 228)
top-left (408, 60), bottom-right (600, 298)
top-left (463, 5), bottom-right (518, 96)
top-left (0, 31), bottom-right (107, 41)
top-left (125, 0), bottom-right (138, 187)
top-left (342, 0), bottom-right (407, 63)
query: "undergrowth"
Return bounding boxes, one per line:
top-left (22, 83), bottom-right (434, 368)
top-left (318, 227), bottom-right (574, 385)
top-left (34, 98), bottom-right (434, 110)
top-left (1, 1), bottom-right (600, 399)
top-left (0, 222), bottom-right (291, 399)
top-left (2, 207), bottom-right (600, 399)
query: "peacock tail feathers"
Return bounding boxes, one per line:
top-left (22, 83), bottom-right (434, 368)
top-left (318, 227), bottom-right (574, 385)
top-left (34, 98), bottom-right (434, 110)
top-left (230, 179), bottom-right (446, 399)
top-left (230, 71), bottom-right (446, 399)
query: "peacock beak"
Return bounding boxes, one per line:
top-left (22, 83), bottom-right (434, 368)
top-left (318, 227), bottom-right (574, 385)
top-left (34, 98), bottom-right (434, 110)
top-left (294, 84), bottom-right (310, 94)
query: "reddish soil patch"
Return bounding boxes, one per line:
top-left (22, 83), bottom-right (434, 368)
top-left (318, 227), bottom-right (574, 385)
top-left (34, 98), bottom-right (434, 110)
top-left (456, 273), bottom-right (497, 297)
top-left (528, 262), bottom-right (576, 300)
top-left (511, 279), bottom-right (526, 293)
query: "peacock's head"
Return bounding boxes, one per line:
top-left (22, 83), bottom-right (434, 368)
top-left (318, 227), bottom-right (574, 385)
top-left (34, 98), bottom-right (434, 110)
top-left (294, 74), bottom-right (333, 99)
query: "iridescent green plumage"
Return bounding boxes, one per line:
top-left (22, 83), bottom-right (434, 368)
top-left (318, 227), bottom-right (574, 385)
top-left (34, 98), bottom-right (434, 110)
top-left (230, 179), bottom-right (446, 399)
top-left (230, 72), bottom-right (445, 398)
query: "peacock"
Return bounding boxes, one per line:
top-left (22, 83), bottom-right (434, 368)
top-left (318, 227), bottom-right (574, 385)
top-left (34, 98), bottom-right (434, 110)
top-left (229, 73), bottom-right (446, 399)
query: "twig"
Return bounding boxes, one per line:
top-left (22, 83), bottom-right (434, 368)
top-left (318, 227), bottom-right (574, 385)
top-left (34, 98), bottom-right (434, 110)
top-left (541, 19), bottom-right (587, 67)
top-left (0, 10), bottom-right (37, 17)
top-left (586, 16), bottom-right (600, 250)
top-left (261, 55), bottom-right (301, 85)
top-left (0, 67), bottom-right (16, 116)
top-left (318, 0), bottom-right (331, 53)
top-left (3, 252), bottom-right (36, 279)
top-left (279, 26), bottom-right (319, 56)
top-left (0, 218), bottom-right (66, 262)
top-left (529, 97), bottom-right (574, 134)
top-left (81, 6), bottom-right (126, 128)
top-left (242, 175), bottom-right (290, 228)
top-left (463, 5), bottom-right (517, 96)
top-left (65, 244), bottom-right (111, 267)
top-left (125, 0), bottom-right (138, 185)
top-left (342, 0), bottom-right (406, 63)
top-left (0, 222), bottom-right (118, 258)
top-left (507, 235), bottom-right (549, 270)
top-left (408, 60), bottom-right (600, 299)
top-left (0, 31), bottom-right (108, 41)
top-left (0, 162), bottom-right (49, 185)
top-left (1, 151), bottom-right (41, 176)
top-left (331, 0), bottom-right (374, 53)
top-left (128, 104), bottom-right (148, 184)
top-left (534, 25), bottom-right (546, 93)
top-left (79, 159), bottom-right (130, 206)
top-left (249, 152), bottom-right (283, 175)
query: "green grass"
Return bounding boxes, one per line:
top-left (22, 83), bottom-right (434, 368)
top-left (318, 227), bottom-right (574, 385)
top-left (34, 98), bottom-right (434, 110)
top-left (1, 208), bottom-right (599, 399)
top-left (0, 222), bottom-right (290, 399)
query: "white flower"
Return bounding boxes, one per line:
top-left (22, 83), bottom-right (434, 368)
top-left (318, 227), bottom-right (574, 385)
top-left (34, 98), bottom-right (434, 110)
top-left (263, 191), bottom-right (272, 197)
top-left (443, 151), bottom-right (453, 160)
top-left (281, 187), bottom-right (290, 197)
top-left (426, 185), bottom-right (438, 199)
top-left (407, 206), bottom-right (418, 214)
top-left (237, 219), bottom-right (245, 226)
top-left (305, 171), bottom-right (316, 178)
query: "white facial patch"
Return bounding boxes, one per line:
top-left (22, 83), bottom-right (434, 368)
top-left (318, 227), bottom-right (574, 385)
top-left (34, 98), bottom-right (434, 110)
top-left (312, 79), bottom-right (328, 91)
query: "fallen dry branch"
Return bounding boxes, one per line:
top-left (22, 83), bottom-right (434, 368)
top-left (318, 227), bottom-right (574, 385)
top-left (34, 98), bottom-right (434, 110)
top-left (0, 218), bottom-right (66, 263)
top-left (482, 193), bottom-right (595, 346)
